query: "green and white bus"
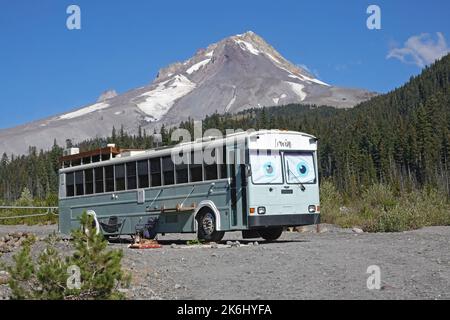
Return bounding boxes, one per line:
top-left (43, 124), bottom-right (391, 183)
top-left (58, 130), bottom-right (320, 241)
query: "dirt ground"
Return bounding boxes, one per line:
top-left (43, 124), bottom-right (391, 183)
top-left (1, 224), bottom-right (449, 300)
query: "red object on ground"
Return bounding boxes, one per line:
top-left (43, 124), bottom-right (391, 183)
top-left (128, 242), bottom-right (162, 249)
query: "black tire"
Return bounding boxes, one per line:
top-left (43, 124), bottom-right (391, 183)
top-left (197, 209), bottom-right (225, 242)
top-left (258, 227), bottom-right (283, 241)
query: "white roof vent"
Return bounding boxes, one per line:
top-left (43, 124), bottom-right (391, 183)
top-left (120, 150), bottom-right (146, 158)
top-left (63, 148), bottom-right (79, 156)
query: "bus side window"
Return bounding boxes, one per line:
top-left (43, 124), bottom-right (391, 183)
top-left (138, 160), bottom-right (149, 188)
top-left (176, 161), bottom-right (188, 184)
top-left (150, 158), bottom-right (162, 187)
top-left (127, 162), bottom-right (137, 190)
top-left (162, 156), bottom-right (175, 185)
top-left (190, 151), bottom-right (203, 182)
top-left (115, 164), bottom-right (125, 191)
top-left (204, 148), bottom-right (218, 181)
top-left (75, 171), bottom-right (84, 196)
top-left (66, 172), bottom-right (75, 197)
top-left (85, 169), bottom-right (94, 195)
top-left (105, 165), bottom-right (114, 192)
top-left (95, 167), bottom-right (104, 193)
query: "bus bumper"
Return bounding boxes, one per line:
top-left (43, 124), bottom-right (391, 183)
top-left (248, 213), bottom-right (320, 228)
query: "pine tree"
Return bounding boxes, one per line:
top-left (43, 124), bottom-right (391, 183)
top-left (6, 213), bottom-right (130, 300)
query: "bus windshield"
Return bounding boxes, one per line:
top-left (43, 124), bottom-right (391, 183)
top-left (284, 152), bottom-right (316, 184)
top-left (249, 150), bottom-right (283, 184)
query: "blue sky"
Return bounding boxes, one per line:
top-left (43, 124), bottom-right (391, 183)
top-left (0, 0), bottom-right (449, 129)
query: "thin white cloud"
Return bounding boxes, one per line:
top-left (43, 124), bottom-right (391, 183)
top-left (387, 32), bottom-right (449, 68)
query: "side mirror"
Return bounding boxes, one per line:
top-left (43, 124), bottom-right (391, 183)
top-left (246, 164), bottom-right (252, 177)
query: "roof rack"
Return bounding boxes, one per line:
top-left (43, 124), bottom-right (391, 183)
top-left (60, 146), bottom-right (122, 168)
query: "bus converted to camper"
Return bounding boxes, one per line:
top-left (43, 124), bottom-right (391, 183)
top-left (58, 130), bottom-right (320, 241)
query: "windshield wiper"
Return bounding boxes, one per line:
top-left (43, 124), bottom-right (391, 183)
top-left (287, 163), bottom-right (306, 191)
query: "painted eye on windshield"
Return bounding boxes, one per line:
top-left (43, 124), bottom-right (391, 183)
top-left (263, 162), bottom-right (275, 176)
top-left (297, 161), bottom-right (309, 176)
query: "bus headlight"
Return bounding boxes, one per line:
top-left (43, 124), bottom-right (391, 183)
top-left (257, 207), bottom-right (266, 215)
top-left (308, 205), bottom-right (316, 213)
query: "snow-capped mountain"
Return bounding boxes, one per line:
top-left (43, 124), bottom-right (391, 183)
top-left (0, 31), bottom-right (376, 155)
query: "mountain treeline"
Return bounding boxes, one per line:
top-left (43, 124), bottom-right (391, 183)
top-left (0, 143), bottom-right (62, 204)
top-left (0, 54), bottom-right (449, 204)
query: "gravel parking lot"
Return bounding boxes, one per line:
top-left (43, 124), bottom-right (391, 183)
top-left (1, 224), bottom-right (449, 300)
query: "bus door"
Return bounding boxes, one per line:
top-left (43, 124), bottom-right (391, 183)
top-left (229, 142), bottom-right (248, 230)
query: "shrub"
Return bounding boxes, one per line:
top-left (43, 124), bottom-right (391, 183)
top-left (187, 239), bottom-right (206, 245)
top-left (361, 184), bottom-right (397, 211)
top-left (319, 179), bottom-right (342, 225)
top-left (7, 212), bottom-right (130, 300)
top-left (320, 182), bottom-right (450, 233)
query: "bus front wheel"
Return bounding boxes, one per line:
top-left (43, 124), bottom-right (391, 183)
top-left (258, 227), bottom-right (283, 241)
top-left (197, 210), bottom-right (225, 242)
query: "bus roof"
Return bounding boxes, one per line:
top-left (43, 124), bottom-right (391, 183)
top-left (59, 130), bottom-right (317, 172)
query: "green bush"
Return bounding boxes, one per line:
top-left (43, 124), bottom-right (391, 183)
top-left (362, 187), bottom-right (450, 232)
top-left (320, 179), bottom-right (366, 228)
top-left (361, 184), bottom-right (397, 211)
top-left (319, 179), bottom-right (342, 225)
top-left (7, 212), bottom-right (130, 300)
top-left (320, 182), bottom-right (450, 232)
top-left (187, 239), bottom-right (206, 245)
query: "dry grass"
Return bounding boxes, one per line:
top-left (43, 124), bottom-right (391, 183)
top-left (320, 180), bottom-right (450, 232)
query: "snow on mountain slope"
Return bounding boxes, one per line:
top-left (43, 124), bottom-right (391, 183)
top-left (0, 31), bottom-right (377, 155)
top-left (58, 102), bottom-right (110, 120)
top-left (186, 59), bottom-right (211, 74)
top-left (234, 39), bottom-right (260, 55)
top-left (136, 74), bottom-right (196, 121)
top-left (285, 82), bottom-right (306, 101)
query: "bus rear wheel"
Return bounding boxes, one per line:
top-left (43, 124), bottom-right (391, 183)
top-left (197, 210), bottom-right (225, 243)
top-left (258, 227), bottom-right (283, 241)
